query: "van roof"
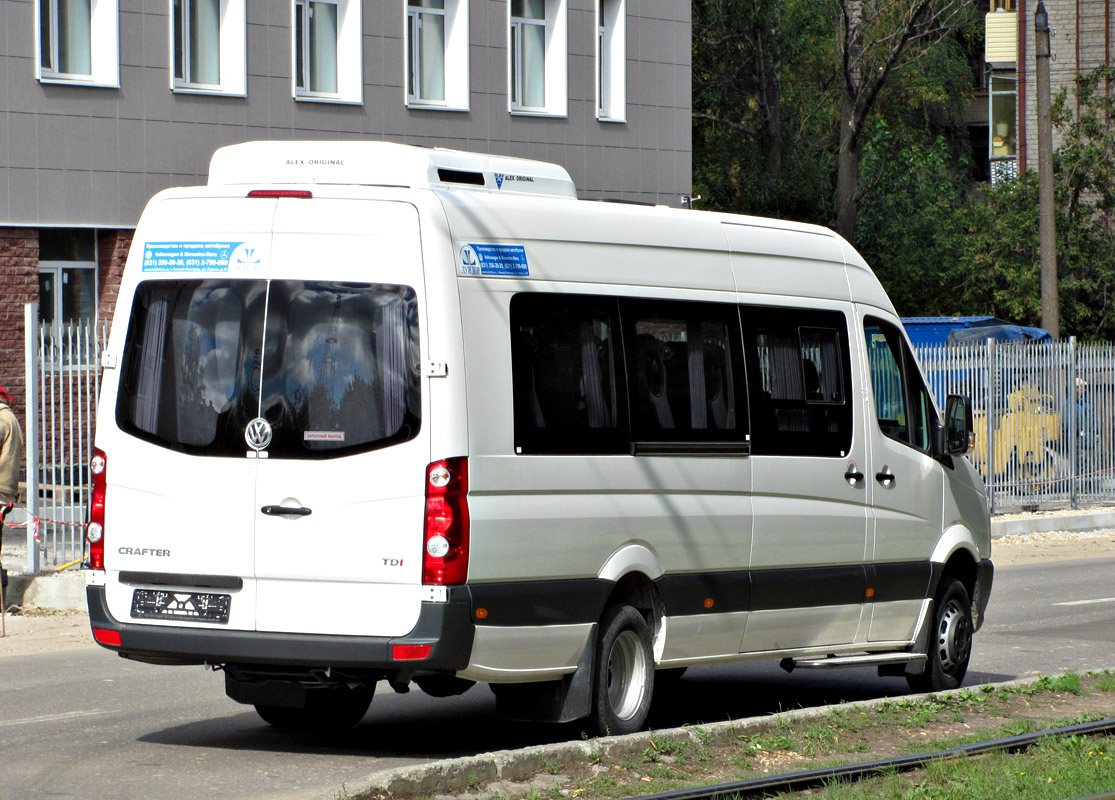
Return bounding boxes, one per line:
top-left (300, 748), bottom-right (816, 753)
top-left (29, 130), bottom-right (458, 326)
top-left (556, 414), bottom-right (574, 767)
top-left (207, 141), bottom-right (578, 199)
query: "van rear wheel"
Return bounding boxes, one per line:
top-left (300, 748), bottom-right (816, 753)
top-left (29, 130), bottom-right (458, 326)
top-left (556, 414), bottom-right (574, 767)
top-left (907, 579), bottom-right (972, 694)
top-left (590, 605), bottom-right (654, 736)
top-left (255, 686), bottom-right (373, 730)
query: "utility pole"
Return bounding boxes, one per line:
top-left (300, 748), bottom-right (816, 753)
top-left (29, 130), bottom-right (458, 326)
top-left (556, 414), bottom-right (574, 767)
top-left (1035, 1), bottom-right (1059, 339)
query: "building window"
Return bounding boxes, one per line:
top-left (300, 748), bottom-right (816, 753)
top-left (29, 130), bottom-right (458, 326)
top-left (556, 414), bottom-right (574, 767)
top-left (406, 0), bottom-right (469, 109)
top-left (38, 229), bottom-right (98, 365)
top-left (992, 0), bottom-right (1014, 10)
top-left (989, 71), bottom-right (1018, 184)
top-left (293, 0), bottom-right (362, 103)
top-left (172, 0), bottom-right (247, 95)
top-left (509, 0), bottom-right (566, 116)
top-left (596, 0), bottom-right (625, 121)
top-left (37, 0), bottom-right (120, 87)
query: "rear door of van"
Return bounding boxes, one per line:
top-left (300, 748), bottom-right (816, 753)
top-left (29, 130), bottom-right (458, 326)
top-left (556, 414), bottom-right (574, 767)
top-left (106, 193), bottom-right (430, 639)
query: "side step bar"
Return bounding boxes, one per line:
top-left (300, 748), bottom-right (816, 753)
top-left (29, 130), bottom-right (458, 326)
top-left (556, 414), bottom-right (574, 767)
top-left (780, 652), bottom-right (926, 673)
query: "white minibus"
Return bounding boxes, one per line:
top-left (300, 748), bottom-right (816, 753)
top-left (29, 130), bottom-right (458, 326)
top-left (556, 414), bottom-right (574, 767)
top-left (87, 141), bottom-right (993, 735)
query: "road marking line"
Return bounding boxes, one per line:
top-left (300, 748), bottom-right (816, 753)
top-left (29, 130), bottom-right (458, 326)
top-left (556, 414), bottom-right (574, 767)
top-left (0, 709), bottom-right (116, 727)
top-left (1054, 597), bottom-right (1115, 607)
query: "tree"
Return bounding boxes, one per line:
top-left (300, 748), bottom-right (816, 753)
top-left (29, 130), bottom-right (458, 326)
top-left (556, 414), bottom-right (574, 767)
top-left (834, 0), bottom-right (976, 240)
top-left (692, 0), bottom-right (838, 222)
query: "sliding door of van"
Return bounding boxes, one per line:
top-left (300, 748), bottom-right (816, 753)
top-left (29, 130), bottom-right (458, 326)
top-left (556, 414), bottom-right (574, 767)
top-left (739, 304), bottom-right (870, 653)
top-left (252, 200), bottom-right (429, 637)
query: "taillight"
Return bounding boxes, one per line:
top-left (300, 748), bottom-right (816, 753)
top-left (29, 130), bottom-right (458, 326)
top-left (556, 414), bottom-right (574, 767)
top-left (423, 457), bottom-right (469, 585)
top-left (87, 448), bottom-right (107, 570)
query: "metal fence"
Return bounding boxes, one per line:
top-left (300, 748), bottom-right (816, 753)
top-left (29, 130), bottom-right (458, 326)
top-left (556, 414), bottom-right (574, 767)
top-left (915, 338), bottom-right (1115, 512)
top-left (24, 304), bottom-right (107, 572)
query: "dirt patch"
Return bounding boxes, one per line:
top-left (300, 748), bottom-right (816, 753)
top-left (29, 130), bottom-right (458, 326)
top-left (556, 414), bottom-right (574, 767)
top-left (992, 530), bottom-right (1115, 565)
top-left (0, 608), bottom-right (93, 657)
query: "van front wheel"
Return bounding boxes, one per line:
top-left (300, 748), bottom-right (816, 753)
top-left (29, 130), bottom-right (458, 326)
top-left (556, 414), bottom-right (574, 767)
top-left (590, 605), bottom-right (654, 736)
top-left (907, 579), bottom-right (972, 694)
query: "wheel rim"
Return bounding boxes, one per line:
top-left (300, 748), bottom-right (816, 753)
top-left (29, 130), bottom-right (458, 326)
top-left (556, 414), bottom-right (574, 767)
top-left (607, 629), bottom-right (648, 721)
top-left (935, 598), bottom-right (972, 673)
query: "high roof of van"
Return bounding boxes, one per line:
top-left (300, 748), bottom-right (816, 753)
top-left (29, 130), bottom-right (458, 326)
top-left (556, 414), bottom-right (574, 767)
top-left (207, 141), bottom-right (578, 199)
top-left (200, 140), bottom-right (893, 315)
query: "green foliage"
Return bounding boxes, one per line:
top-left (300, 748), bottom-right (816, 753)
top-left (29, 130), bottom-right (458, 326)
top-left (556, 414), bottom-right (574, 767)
top-left (692, 0), bottom-right (837, 221)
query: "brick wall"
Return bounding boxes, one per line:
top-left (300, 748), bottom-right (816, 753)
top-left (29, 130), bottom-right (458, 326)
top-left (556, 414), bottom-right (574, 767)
top-left (0, 228), bottom-right (40, 422)
top-left (97, 229), bottom-right (131, 324)
top-left (1019, 0), bottom-right (1115, 171)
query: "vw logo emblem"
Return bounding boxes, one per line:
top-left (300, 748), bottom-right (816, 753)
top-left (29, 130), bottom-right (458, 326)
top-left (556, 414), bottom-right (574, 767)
top-left (245, 418), bottom-right (273, 451)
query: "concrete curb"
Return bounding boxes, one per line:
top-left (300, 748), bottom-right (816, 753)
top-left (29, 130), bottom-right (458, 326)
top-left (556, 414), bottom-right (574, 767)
top-left (329, 671), bottom-right (1103, 800)
top-left (2, 571), bottom-right (86, 612)
top-left (991, 511), bottom-right (1115, 537)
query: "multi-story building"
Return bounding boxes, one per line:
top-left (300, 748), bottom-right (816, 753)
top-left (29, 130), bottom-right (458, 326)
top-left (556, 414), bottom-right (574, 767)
top-left (0, 0), bottom-right (692, 419)
top-left (981, 0), bottom-right (1113, 183)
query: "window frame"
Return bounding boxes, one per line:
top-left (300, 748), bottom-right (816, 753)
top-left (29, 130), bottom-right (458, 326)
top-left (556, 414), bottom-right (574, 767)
top-left (621, 298), bottom-right (748, 451)
top-left (595, 0), bottom-right (625, 122)
top-left (405, 0), bottom-right (470, 110)
top-left (292, 0), bottom-right (363, 104)
top-left (36, 0), bottom-right (120, 87)
top-left (742, 305), bottom-right (854, 458)
top-left (38, 259), bottom-right (99, 370)
top-left (510, 293), bottom-right (750, 457)
top-left (863, 317), bottom-right (938, 455)
top-left (170, 0), bottom-right (248, 96)
top-left (508, 0), bottom-right (567, 117)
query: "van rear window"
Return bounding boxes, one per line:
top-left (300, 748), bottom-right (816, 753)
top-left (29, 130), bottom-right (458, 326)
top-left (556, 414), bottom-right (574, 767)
top-left (116, 280), bottom-right (420, 458)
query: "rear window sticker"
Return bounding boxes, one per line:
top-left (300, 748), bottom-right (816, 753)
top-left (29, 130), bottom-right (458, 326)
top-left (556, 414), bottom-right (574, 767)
top-left (142, 241), bottom-right (244, 273)
top-left (304, 431), bottom-right (346, 442)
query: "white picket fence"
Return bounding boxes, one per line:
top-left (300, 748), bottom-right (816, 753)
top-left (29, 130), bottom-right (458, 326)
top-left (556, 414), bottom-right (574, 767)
top-left (915, 338), bottom-right (1115, 512)
top-left (23, 304), bottom-right (107, 572)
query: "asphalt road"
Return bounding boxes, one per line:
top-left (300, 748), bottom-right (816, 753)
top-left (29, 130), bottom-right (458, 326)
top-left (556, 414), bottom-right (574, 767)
top-left (1, 555), bottom-right (1112, 800)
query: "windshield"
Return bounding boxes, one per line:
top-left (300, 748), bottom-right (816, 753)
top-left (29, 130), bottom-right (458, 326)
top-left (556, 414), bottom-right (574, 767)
top-left (117, 279), bottom-right (420, 458)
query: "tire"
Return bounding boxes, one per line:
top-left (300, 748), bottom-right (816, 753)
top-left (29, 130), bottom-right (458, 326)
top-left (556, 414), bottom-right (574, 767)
top-left (255, 685), bottom-right (374, 730)
top-left (907, 578), bottom-right (973, 694)
top-left (590, 605), bottom-right (654, 736)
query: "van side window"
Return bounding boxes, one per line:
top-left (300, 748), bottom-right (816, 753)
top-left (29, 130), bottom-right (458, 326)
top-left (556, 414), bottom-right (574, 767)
top-left (864, 318), bottom-right (934, 452)
top-left (511, 294), bottom-right (628, 454)
top-left (743, 307), bottom-right (852, 457)
top-left (621, 299), bottom-right (746, 444)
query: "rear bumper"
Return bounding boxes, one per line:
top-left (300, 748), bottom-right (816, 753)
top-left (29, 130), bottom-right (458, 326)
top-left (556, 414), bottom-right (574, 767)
top-left (86, 584), bottom-right (476, 673)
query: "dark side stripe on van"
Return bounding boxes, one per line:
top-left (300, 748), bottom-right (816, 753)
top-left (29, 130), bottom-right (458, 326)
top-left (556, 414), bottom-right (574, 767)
top-left (467, 562), bottom-right (933, 627)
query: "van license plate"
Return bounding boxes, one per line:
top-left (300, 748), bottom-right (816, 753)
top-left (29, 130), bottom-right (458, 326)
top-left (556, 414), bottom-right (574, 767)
top-left (131, 590), bottom-right (231, 624)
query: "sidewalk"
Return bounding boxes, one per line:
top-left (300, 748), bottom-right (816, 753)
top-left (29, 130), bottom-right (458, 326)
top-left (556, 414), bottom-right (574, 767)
top-left (3, 507), bottom-right (1115, 613)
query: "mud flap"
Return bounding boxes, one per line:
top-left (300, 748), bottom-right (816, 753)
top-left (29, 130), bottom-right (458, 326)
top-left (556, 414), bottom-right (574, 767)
top-left (877, 601), bottom-right (933, 678)
top-left (492, 623), bottom-right (597, 723)
top-left (904, 601), bottom-right (934, 677)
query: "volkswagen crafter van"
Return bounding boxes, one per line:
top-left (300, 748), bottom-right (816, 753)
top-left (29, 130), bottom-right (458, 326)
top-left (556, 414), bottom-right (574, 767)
top-left (87, 141), bottom-right (993, 735)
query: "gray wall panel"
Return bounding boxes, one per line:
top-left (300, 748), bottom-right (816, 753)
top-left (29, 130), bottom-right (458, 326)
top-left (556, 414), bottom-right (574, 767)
top-left (1, 0), bottom-right (690, 227)
top-left (7, 167), bottom-right (37, 222)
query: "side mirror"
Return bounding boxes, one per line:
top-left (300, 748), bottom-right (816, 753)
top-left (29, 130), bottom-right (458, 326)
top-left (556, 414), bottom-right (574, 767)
top-left (942, 395), bottom-right (973, 456)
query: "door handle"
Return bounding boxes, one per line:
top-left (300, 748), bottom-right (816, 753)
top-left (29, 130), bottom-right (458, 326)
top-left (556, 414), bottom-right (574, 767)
top-left (875, 470), bottom-right (896, 488)
top-left (261, 505), bottom-right (312, 517)
top-left (844, 467), bottom-right (865, 486)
